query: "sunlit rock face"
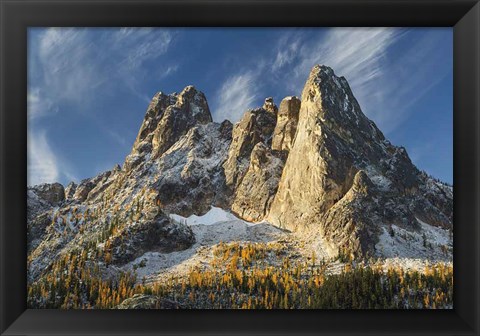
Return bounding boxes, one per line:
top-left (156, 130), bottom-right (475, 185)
top-left (271, 96), bottom-right (300, 152)
top-left (266, 65), bottom-right (452, 258)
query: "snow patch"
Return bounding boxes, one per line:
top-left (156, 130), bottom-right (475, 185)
top-left (169, 206), bottom-right (251, 226)
top-left (378, 257), bottom-right (452, 273)
top-left (375, 219), bottom-right (452, 261)
top-left (416, 217), bottom-right (451, 246)
top-left (364, 165), bottom-right (391, 191)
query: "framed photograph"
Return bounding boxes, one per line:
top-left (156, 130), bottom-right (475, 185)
top-left (1, 0), bottom-right (479, 335)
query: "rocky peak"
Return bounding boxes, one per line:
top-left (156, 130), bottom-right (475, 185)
top-left (125, 86), bottom-right (212, 170)
top-left (175, 85), bottom-right (210, 116)
top-left (269, 65), bottom-right (375, 223)
top-left (262, 97), bottom-right (278, 114)
top-left (28, 183), bottom-right (65, 206)
top-left (132, 92), bottom-right (177, 154)
top-left (272, 96), bottom-right (301, 151)
top-left (64, 182), bottom-right (77, 201)
top-left (267, 64), bottom-right (451, 258)
top-left (150, 85), bottom-right (212, 158)
top-left (303, 65), bottom-right (384, 138)
top-left (223, 106), bottom-right (276, 189)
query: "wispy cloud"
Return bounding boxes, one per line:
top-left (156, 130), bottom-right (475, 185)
top-left (105, 129), bottom-right (130, 147)
top-left (270, 28), bottom-right (451, 134)
top-left (115, 28), bottom-right (172, 70)
top-left (28, 131), bottom-right (58, 186)
top-left (27, 88), bottom-right (56, 120)
top-left (374, 30), bottom-right (452, 130)
top-left (28, 27), bottom-right (176, 185)
top-left (213, 28), bottom-right (406, 126)
top-left (271, 34), bottom-right (302, 72)
top-left (409, 141), bottom-right (435, 164)
top-left (270, 28), bottom-right (402, 127)
top-left (213, 72), bottom-right (258, 122)
top-left (30, 27), bottom-right (175, 117)
top-left (305, 28), bottom-right (403, 132)
top-left (28, 130), bottom-right (77, 186)
top-left (158, 64), bottom-right (179, 80)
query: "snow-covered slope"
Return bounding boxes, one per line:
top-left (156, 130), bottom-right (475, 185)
top-left (375, 218), bottom-right (452, 260)
top-left (122, 215), bottom-right (287, 284)
top-left (169, 206), bottom-right (250, 226)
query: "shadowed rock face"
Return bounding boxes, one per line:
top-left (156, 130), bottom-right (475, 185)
top-left (64, 182), bottom-right (77, 201)
top-left (223, 107), bottom-right (277, 190)
top-left (231, 142), bottom-right (287, 222)
top-left (152, 120), bottom-right (233, 216)
top-left (108, 211), bottom-right (195, 265)
top-left (28, 183), bottom-right (65, 206)
top-left (69, 170), bottom-right (114, 203)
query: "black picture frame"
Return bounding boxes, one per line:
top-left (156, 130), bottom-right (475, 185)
top-left (1, 0), bottom-right (479, 335)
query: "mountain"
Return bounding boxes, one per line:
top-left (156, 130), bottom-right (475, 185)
top-left (267, 65), bottom-right (452, 259)
top-left (27, 65), bottom-right (453, 308)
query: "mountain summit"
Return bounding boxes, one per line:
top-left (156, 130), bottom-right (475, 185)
top-left (267, 65), bottom-right (452, 258)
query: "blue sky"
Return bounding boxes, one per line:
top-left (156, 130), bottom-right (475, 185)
top-left (27, 27), bottom-right (453, 186)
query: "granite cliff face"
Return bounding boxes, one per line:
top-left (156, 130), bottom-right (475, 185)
top-left (266, 65), bottom-right (452, 258)
top-left (223, 100), bottom-right (277, 190)
top-left (27, 65), bottom-right (453, 287)
top-left (126, 86), bottom-right (213, 168)
top-left (231, 142), bottom-right (287, 222)
top-left (271, 96), bottom-right (301, 152)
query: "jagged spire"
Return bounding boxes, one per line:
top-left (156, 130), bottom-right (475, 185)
top-left (125, 86), bottom-right (213, 170)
